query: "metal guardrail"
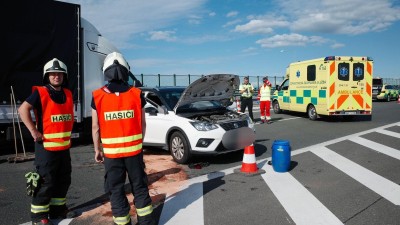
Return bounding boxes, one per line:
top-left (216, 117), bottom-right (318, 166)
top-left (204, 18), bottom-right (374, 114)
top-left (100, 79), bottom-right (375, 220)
top-left (133, 74), bottom-right (286, 88)
top-left (133, 74), bottom-right (400, 88)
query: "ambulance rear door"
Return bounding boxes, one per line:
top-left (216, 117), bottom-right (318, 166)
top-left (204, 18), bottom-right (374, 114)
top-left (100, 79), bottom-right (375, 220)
top-left (328, 56), bottom-right (372, 115)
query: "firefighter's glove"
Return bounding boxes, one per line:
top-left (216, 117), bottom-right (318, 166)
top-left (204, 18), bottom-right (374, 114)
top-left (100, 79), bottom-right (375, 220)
top-left (25, 172), bottom-right (40, 197)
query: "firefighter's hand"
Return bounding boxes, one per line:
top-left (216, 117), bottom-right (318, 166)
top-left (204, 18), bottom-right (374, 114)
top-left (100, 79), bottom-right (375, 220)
top-left (31, 129), bottom-right (43, 142)
top-left (94, 149), bottom-right (104, 163)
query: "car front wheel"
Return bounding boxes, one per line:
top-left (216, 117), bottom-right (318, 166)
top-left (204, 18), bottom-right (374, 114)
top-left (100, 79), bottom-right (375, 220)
top-left (169, 131), bottom-right (191, 164)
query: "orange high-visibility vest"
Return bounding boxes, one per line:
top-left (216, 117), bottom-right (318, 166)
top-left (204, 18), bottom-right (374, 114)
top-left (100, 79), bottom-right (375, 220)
top-left (93, 87), bottom-right (143, 158)
top-left (33, 86), bottom-right (74, 151)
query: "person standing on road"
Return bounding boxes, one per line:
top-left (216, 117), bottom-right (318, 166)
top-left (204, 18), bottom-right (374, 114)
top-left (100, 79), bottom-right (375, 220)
top-left (239, 76), bottom-right (255, 121)
top-left (18, 58), bottom-right (74, 225)
top-left (91, 52), bottom-right (155, 225)
top-left (258, 76), bottom-right (273, 124)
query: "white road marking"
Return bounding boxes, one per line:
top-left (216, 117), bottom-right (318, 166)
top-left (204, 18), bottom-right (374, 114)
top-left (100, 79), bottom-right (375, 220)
top-left (261, 164), bottom-right (343, 225)
top-left (349, 136), bottom-right (400, 160)
top-left (159, 182), bottom-right (204, 225)
top-left (376, 128), bottom-right (400, 138)
top-left (311, 146), bottom-right (400, 205)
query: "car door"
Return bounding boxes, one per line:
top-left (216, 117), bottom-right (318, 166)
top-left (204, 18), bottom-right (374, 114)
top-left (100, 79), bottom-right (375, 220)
top-left (142, 91), bottom-right (174, 146)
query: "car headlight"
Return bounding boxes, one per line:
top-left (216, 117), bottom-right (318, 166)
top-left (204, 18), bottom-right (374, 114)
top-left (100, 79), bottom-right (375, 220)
top-left (190, 121), bottom-right (218, 131)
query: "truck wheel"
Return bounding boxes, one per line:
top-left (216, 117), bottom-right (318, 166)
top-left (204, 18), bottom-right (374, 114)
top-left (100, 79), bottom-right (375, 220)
top-left (273, 101), bottom-right (282, 114)
top-left (307, 105), bottom-right (318, 120)
top-left (169, 131), bottom-right (191, 164)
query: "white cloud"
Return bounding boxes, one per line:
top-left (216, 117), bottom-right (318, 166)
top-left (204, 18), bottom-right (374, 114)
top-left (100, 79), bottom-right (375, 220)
top-left (234, 17), bottom-right (290, 34)
top-left (256, 33), bottom-right (328, 48)
top-left (223, 19), bottom-right (242, 28)
top-left (227, 11), bottom-right (239, 18)
top-left (209, 12), bottom-right (216, 17)
top-left (279, 0), bottom-right (400, 35)
top-left (60, 0), bottom-right (206, 48)
top-left (148, 31), bottom-right (177, 42)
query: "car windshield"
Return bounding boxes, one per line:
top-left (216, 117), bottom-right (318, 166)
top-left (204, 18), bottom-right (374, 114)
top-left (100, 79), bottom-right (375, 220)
top-left (158, 88), bottom-right (184, 109)
top-left (373, 78), bottom-right (383, 85)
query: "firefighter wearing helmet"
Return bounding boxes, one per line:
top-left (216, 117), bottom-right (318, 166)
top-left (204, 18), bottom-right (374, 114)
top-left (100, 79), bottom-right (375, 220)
top-left (18, 58), bottom-right (74, 225)
top-left (91, 52), bottom-right (155, 225)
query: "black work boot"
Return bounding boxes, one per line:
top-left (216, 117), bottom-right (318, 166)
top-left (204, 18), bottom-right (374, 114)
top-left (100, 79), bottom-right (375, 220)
top-left (32, 218), bottom-right (54, 225)
top-left (137, 214), bottom-right (156, 225)
top-left (49, 205), bottom-right (76, 219)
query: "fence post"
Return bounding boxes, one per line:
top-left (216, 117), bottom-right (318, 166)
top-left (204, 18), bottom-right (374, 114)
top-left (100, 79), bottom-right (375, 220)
top-left (141, 74), bottom-right (144, 86)
top-left (188, 74), bottom-right (191, 85)
top-left (173, 74), bottom-right (176, 86)
top-left (158, 74), bottom-right (161, 87)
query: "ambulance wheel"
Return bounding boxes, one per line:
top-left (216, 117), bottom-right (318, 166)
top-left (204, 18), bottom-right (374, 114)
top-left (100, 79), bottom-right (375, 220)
top-left (169, 131), bottom-right (191, 164)
top-left (386, 94), bottom-right (390, 102)
top-left (273, 101), bottom-right (282, 114)
top-left (307, 105), bottom-right (318, 120)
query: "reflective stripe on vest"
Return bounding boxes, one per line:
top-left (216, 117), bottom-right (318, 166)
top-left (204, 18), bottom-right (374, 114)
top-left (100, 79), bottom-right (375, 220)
top-left (31, 204), bottom-right (49, 213)
top-left (93, 87), bottom-right (143, 158)
top-left (33, 86), bottom-right (74, 151)
top-left (259, 84), bottom-right (271, 101)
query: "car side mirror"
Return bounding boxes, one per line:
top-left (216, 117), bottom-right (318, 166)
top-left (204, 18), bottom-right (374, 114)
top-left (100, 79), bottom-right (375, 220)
top-left (145, 107), bottom-right (158, 116)
top-left (275, 85), bottom-right (280, 91)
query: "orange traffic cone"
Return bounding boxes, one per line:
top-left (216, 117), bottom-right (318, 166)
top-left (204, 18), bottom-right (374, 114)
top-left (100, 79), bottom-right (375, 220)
top-left (236, 99), bottom-right (241, 112)
top-left (234, 144), bottom-right (265, 176)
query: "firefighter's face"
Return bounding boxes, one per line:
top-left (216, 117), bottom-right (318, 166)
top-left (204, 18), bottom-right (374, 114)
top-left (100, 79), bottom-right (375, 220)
top-left (48, 72), bottom-right (64, 87)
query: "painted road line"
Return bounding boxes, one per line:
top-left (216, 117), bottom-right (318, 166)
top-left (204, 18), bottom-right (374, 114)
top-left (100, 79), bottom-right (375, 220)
top-left (159, 182), bottom-right (204, 225)
top-left (376, 128), bottom-right (400, 138)
top-left (20, 219), bottom-right (73, 225)
top-left (311, 146), bottom-right (400, 205)
top-left (261, 164), bottom-right (343, 225)
top-left (349, 136), bottom-right (400, 160)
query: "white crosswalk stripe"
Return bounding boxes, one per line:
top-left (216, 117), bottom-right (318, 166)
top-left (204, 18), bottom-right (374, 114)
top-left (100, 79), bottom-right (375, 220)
top-left (159, 122), bottom-right (400, 225)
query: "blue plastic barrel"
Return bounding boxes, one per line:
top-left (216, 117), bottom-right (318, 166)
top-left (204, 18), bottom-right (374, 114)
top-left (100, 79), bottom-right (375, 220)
top-left (271, 140), bottom-right (291, 172)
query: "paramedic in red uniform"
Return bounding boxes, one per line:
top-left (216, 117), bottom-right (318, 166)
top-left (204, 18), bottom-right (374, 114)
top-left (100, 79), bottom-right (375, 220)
top-left (91, 52), bottom-right (155, 225)
top-left (18, 58), bottom-right (74, 225)
top-left (258, 76), bottom-right (272, 123)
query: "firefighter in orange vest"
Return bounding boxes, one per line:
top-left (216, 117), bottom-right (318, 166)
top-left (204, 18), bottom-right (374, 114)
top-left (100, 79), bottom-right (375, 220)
top-left (18, 58), bottom-right (74, 225)
top-left (91, 52), bottom-right (155, 225)
top-left (258, 76), bottom-right (272, 124)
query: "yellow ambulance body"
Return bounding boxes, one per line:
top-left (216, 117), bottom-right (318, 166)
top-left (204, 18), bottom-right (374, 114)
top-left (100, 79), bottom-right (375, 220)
top-left (272, 56), bottom-right (373, 120)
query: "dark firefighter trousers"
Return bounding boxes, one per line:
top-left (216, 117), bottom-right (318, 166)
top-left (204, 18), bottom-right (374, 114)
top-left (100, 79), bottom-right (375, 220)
top-left (104, 152), bottom-right (155, 225)
top-left (31, 142), bottom-right (71, 221)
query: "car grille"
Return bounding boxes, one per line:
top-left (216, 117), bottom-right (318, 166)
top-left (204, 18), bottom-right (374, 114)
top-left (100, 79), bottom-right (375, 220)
top-left (219, 120), bottom-right (248, 131)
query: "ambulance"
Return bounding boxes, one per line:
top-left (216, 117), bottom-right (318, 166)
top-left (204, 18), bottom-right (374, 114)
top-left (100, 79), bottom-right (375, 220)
top-left (272, 56), bottom-right (373, 120)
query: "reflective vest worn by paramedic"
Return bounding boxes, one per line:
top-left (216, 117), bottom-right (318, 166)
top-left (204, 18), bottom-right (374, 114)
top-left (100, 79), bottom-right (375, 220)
top-left (33, 86), bottom-right (74, 151)
top-left (93, 87), bottom-right (143, 158)
top-left (259, 83), bottom-right (272, 101)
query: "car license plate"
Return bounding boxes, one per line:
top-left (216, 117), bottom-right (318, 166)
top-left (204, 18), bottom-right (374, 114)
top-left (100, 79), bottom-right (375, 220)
top-left (345, 111), bottom-right (356, 115)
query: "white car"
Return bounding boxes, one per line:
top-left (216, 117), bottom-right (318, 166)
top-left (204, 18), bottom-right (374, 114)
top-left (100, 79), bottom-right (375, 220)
top-left (140, 74), bottom-right (255, 164)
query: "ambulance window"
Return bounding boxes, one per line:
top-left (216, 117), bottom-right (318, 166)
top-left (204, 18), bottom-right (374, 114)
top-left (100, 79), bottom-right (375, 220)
top-left (353, 63), bottom-right (364, 81)
top-left (281, 79), bottom-right (289, 90)
top-left (338, 63), bottom-right (350, 81)
top-left (307, 65), bottom-right (316, 81)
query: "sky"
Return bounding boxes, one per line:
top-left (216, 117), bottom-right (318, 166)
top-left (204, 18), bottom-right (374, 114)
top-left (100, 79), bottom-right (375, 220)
top-left (61, 0), bottom-right (400, 81)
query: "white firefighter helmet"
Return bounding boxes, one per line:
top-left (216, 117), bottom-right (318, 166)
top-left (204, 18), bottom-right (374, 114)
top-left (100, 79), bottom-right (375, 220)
top-left (43, 58), bottom-right (68, 85)
top-left (102, 52), bottom-right (130, 82)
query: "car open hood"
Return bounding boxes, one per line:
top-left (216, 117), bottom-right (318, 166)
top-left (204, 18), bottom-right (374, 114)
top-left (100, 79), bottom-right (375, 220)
top-left (174, 74), bottom-right (239, 112)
